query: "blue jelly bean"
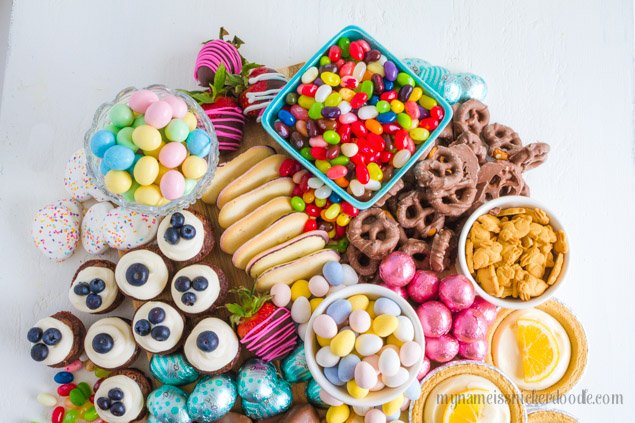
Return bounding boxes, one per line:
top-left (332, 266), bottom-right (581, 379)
top-left (90, 130), bottom-right (116, 158)
top-left (186, 129), bottom-right (212, 157)
top-left (384, 61), bottom-right (398, 82)
top-left (326, 299), bottom-right (352, 325)
top-left (324, 366), bottom-right (345, 386)
top-left (376, 111), bottom-right (397, 124)
top-left (374, 297), bottom-right (401, 316)
top-left (322, 261), bottom-right (344, 286)
top-left (329, 192), bottom-right (341, 203)
top-left (100, 160), bottom-right (111, 176)
top-left (368, 95), bottom-right (380, 106)
top-left (404, 379), bottom-right (422, 401)
top-left (384, 79), bottom-right (394, 91)
top-left (54, 371), bottom-right (74, 384)
top-left (278, 109), bottom-right (296, 127)
top-left (337, 355), bottom-right (360, 382)
top-left (126, 154), bottom-right (143, 176)
top-left (103, 145), bottom-right (135, 171)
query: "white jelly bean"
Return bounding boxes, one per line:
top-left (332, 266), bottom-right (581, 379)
top-left (341, 264), bottom-right (359, 285)
top-left (270, 283), bottom-right (291, 308)
top-left (291, 296), bottom-right (311, 324)
top-left (37, 393), bottom-right (57, 407)
top-left (379, 348), bottom-right (401, 376)
top-left (317, 345), bottom-right (340, 367)
top-left (400, 341), bottom-right (422, 367)
top-left (364, 179), bottom-right (381, 191)
top-left (378, 55), bottom-right (388, 65)
top-left (341, 142), bottom-right (359, 158)
top-left (308, 177), bottom-right (324, 189)
top-left (394, 316), bottom-right (415, 342)
top-left (382, 367), bottom-right (409, 388)
top-left (353, 62), bottom-right (367, 81)
top-left (309, 275), bottom-right (330, 297)
top-left (358, 105), bottom-right (379, 120)
top-left (349, 179), bottom-right (365, 196)
top-left (302, 67), bottom-right (319, 84)
top-left (315, 185), bottom-right (332, 199)
top-left (393, 149), bottom-right (411, 168)
top-left (337, 100), bottom-right (352, 115)
top-left (355, 333), bottom-right (383, 356)
top-left (315, 84), bottom-right (332, 103)
top-left (313, 314), bottom-right (338, 339)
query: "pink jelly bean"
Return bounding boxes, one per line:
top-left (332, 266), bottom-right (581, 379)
top-left (290, 105), bottom-right (309, 121)
top-left (339, 112), bottom-right (358, 124)
top-left (162, 95), bottom-right (188, 119)
top-left (309, 136), bottom-right (328, 148)
top-left (340, 76), bottom-right (359, 89)
top-left (160, 170), bottom-right (186, 200)
top-left (339, 61), bottom-right (355, 77)
top-left (296, 83), bottom-right (306, 95)
top-left (326, 165), bottom-right (348, 179)
top-left (63, 360), bottom-right (83, 373)
top-left (144, 100), bottom-right (173, 129)
top-left (128, 89), bottom-right (159, 114)
top-left (159, 141), bottom-right (187, 168)
top-left (405, 101), bottom-right (420, 120)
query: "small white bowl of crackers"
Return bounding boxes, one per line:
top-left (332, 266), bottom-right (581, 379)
top-left (458, 196), bottom-right (569, 309)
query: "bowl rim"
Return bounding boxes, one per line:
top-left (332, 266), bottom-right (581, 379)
top-left (304, 284), bottom-right (425, 407)
top-left (457, 196), bottom-right (570, 310)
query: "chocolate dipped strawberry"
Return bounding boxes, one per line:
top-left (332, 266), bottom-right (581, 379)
top-left (238, 67), bottom-right (288, 121)
top-left (194, 27), bottom-right (245, 88)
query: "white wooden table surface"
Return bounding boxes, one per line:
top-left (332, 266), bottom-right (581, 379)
top-left (0, 0), bottom-right (632, 421)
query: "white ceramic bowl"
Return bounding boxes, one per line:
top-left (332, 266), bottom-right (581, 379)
top-left (457, 196), bottom-right (569, 309)
top-left (305, 284), bottom-right (425, 407)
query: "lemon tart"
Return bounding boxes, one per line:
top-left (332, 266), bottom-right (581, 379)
top-left (527, 410), bottom-right (577, 423)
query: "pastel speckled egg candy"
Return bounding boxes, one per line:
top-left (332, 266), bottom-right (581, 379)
top-left (100, 208), bottom-right (159, 251)
top-left (64, 149), bottom-right (96, 201)
top-left (160, 170), bottom-right (186, 200)
top-left (129, 89), bottom-right (159, 114)
top-left (159, 142), bottom-right (187, 168)
top-left (145, 100), bottom-right (173, 129)
top-left (81, 201), bottom-right (114, 254)
top-left (31, 205), bottom-right (81, 261)
top-left (162, 95), bottom-right (188, 119)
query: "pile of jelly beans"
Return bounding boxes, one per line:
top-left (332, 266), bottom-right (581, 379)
top-left (274, 37), bottom-right (444, 202)
top-left (279, 158), bottom-right (358, 251)
top-left (89, 89), bottom-right (213, 206)
top-left (35, 359), bottom-right (111, 423)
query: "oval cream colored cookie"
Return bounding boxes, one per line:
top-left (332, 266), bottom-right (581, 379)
top-left (216, 154), bottom-right (287, 208)
top-left (201, 146), bottom-right (275, 205)
top-left (232, 213), bottom-right (309, 269)
top-left (246, 230), bottom-right (329, 278)
top-left (220, 197), bottom-right (294, 254)
top-left (255, 249), bottom-right (340, 291)
top-left (218, 177), bottom-right (295, 228)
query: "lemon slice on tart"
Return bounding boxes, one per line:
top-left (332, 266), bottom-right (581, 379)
top-left (516, 318), bottom-right (559, 383)
top-left (442, 388), bottom-right (488, 423)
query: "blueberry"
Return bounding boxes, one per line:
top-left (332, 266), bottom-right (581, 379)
top-left (89, 278), bottom-right (106, 293)
top-left (170, 212), bottom-right (185, 228)
top-left (134, 319), bottom-right (151, 336)
top-left (108, 388), bottom-right (124, 401)
top-left (126, 263), bottom-right (149, 286)
top-left (73, 282), bottom-right (90, 296)
top-left (148, 307), bottom-right (166, 324)
top-left (92, 333), bottom-right (114, 354)
top-left (196, 331), bottom-right (219, 352)
top-left (27, 327), bottom-right (42, 343)
top-left (151, 325), bottom-right (170, 341)
top-left (181, 292), bottom-right (197, 306)
top-left (86, 294), bottom-right (102, 310)
top-left (30, 343), bottom-right (49, 362)
top-left (180, 224), bottom-right (196, 240)
top-left (174, 276), bottom-right (191, 292)
top-left (110, 401), bottom-right (126, 417)
top-left (192, 276), bottom-right (208, 291)
top-left (96, 396), bottom-right (111, 410)
top-left (42, 328), bottom-right (62, 346)
top-left (164, 227), bottom-right (180, 245)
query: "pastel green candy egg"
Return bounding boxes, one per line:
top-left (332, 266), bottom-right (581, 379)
top-left (103, 124), bottom-right (121, 136)
top-left (184, 177), bottom-right (197, 195)
top-left (116, 127), bottom-right (139, 152)
top-left (121, 180), bottom-right (140, 202)
top-left (109, 104), bottom-right (134, 127)
top-left (132, 114), bottom-right (146, 128)
top-left (165, 119), bottom-right (189, 142)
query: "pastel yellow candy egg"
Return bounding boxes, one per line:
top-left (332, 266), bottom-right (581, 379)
top-left (153, 163), bottom-right (172, 185)
top-left (133, 156), bottom-right (159, 186)
top-left (310, 298), bottom-right (324, 312)
top-left (382, 394), bottom-right (404, 416)
top-left (134, 184), bottom-right (162, 206)
top-left (330, 330), bottom-right (356, 357)
top-left (366, 301), bottom-right (376, 319)
top-left (373, 314), bottom-right (398, 337)
top-left (346, 380), bottom-right (369, 399)
top-left (143, 140), bottom-right (165, 159)
top-left (291, 279), bottom-right (311, 301)
top-left (157, 197), bottom-right (170, 206)
top-left (326, 404), bottom-right (350, 423)
top-left (348, 294), bottom-right (369, 311)
top-left (182, 112), bottom-right (197, 131)
top-left (387, 334), bottom-right (405, 348)
top-left (317, 334), bottom-right (331, 347)
top-left (346, 414), bottom-right (364, 423)
top-left (182, 155), bottom-right (208, 179)
top-left (104, 170), bottom-right (132, 194)
top-left (132, 125), bottom-right (162, 151)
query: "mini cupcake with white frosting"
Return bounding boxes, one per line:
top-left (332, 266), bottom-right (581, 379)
top-left (85, 317), bottom-right (140, 371)
top-left (157, 210), bottom-right (214, 264)
top-left (27, 311), bottom-right (86, 368)
top-left (184, 317), bottom-right (240, 375)
top-left (170, 262), bottom-right (228, 316)
top-left (115, 246), bottom-right (173, 301)
top-left (94, 368), bottom-right (152, 423)
top-left (132, 301), bottom-right (185, 355)
top-left (69, 260), bottom-right (123, 314)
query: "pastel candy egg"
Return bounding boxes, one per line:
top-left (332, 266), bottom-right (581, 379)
top-left (116, 127), bottom-right (139, 152)
top-left (313, 314), bottom-right (338, 339)
top-left (382, 367), bottom-right (409, 388)
top-left (162, 95), bottom-right (188, 119)
top-left (379, 348), bottom-right (401, 376)
top-left (338, 354), bottom-right (361, 382)
top-left (310, 298), bottom-right (323, 312)
top-left (394, 316), bottom-right (415, 343)
top-left (354, 361), bottom-right (377, 390)
top-left (399, 341), bottom-right (422, 367)
top-left (346, 379), bottom-right (368, 399)
top-left (371, 379), bottom-right (385, 392)
top-left (330, 330), bottom-right (355, 357)
top-left (31, 205), bottom-right (80, 261)
top-left (182, 155), bottom-right (208, 180)
top-left (373, 314), bottom-right (398, 337)
top-left (326, 299), bottom-right (352, 324)
top-left (309, 275), bottom-right (330, 297)
top-left (353, 405), bottom-right (372, 417)
top-left (184, 177), bottom-right (197, 195)
top-left (382, 394), bottom-right (404, 417)
top-left (387, 334), bottom-right (405, 348)
top-left (103, 145), bottom-right (135, 170)
top-left (186, 129), bottom-right (212, 157)
top-left (183, 112), bottom-right (197, 131)
top-left (165, 119), bottom-right (190, 142)
top-left (81, 201), bottom-right (114, 255)
top-left (270, 283), bottom-right (291, 308)
top-left (324, 366), bottom-right (345, 386)
top-left (362, 355), bottom-right (380, 372)
top-left (160, 170), bottom-right (185, 200)
top-left (355, 334), bottom-right (382, 356)
top-left (291, 279), bottom-right (311, 300)
top-left (349, 310), bottom-right (371, 333)
top-left (104, 170), bottom-right (132, 194)
top-left (374, 298), bottom-right (401, 316)
top-left (64, 149), bottom-right (95, 201)
top-left (159, 143), bottom-right (187, 172)
top-left (317, 334), bottom-right (331, 347)
top-left (317, 346), bottom-right (340, 367)
top-left (90, 130), bottom-right (116, 158)
top-left (135, 184), bottom-right (162, 205)
top-left (297, 322), bottom-right (308, 341)
top-left (320, 388), bottom-right (343, 407)
top-left (134, 156), bottom-right (160, 186)
top-left (365, 409), bottom-right (387, 423)
top-left (404, 379), bottom-right (422, 401)
top-left (348, 295), bottom-right (369, 311)
top-left (128, 89), bottom-right (159, 113)
top-left (341, 264), bottom-right (359, 285)
top-left (133, 114), bottom-right (147, 127)
top-left (145, 100), bottom-right (173, 129)
top-left (121, 180), bottom-right (139, 203)
top-left (101, 208), bottom-right (158, 250)
top-left (326, 404), bottom-right (350, 423)
top-left (323, 261), bottom-right (343, 286)
top-left (132, 125), bottom-right (162, 151)
top-left (291, 296), bottom-right (311, 324)
top-left (109, 104), bottom-right (134, 127)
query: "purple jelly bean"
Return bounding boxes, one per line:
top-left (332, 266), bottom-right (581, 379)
top-left (418, 104), bottom-right (430, 119)
top-left (384, 61), bottom-right (398, 81)
top-left (398, 85), bottom-right (413, 103)
top-left (274, 121), bottom-right (290, 138)
top-left (321, 107), bottom-right (341, 119)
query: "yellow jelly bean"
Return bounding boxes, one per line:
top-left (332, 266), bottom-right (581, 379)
top-left (143, 140), bottom-right (165, 159)
top-left (298, 95), bottom-right (315, 109)
top-left (367, 61), bottom-right (385, 76)
top-left (133, 156), bottom-right (159, 186)
top-left (327, 228), bottom-right (336, 239)
top-left (348, 294), bottom-right (369, 311)
top-left (325, 92), bottom-right (343, 107)
top-left (182, 156), bottom-right (207, 179)
top-left (303, 189), bottom-right (315, 204)
top-left (387, 334), bottom-right (405, 348)
top-left (419, 94), bottom-right (437, 110)
top-left (383, 394), bottom-right (404, 416)
top-left (366, 301), bottom-right (376, 319)
top-left (408, 87), bottom-right (423, 102)
top-left (409, 127), bottom-right (430, 143)
top-left (367, 163), bottom-right (383, 181)
top-left (317, 334), bottom-right (331, 347)
top-left (326, 404), bottom-right (350, 423)
top-left (291, 279), bottom-right (311, 301)
top-left (315, 159), bottom-right (332, 174)
top-left (336, 213), bottom-right (351, 227)
top-left (321, 72), bottom-right (341, 87)
top-left (132, 125), bottom-right (162, 151)
top-left (373, 314), bottom-right (398, 337)
top-left (182, 112), bottom-right (197, 131)
top-left (78, 402), bottom-right (93, 418)
top-left (390, 100), bottom-right (405, 114)
top-left (153, 163), bottom-right (172, 184)
top-left (315, 197), bottom-right (327, 208)
top-left (325, 203), bottom-right (341, 220)
top-left (339, 88), bottom-right (356, 102)
top-left (330, 330), bottom-right (355, 357)
top-left (310, 298), bottom-right (323, 312)
top-left (104, 170), bottom-right (132, 194)
top-left (134, 184), bottom-right (162, 206)
top-left (346, 380), bottom-right (369, 399)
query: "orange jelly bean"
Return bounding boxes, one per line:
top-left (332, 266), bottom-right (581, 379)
top-left (365, 119), bottom-right (383, 135)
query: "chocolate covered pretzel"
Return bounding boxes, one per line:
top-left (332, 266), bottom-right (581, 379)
top-left (345, 244), bottom-right (381, 276)
top-left (453, 100), bottom-right (490, 135)
top-left (399, 238), bottom-right (432, 270)
top-left (469, 161), bottom-right (525, 214)
top-left (450, 131), bottom-right (488, 164)
top-left (429, 228), bottom-right (457, 272)
top-left (509, 142), bottom-right (550, 172)
top-left (414, 146), bottom-right (464, 191)
top-left (347, 208), bottom-right (400, 259)
top-left (396, 190), bottom-right (445, 238)
top-left (481, 123), bottom-right (523, 158)
top-left (425, 177), bottom-right (478, 217)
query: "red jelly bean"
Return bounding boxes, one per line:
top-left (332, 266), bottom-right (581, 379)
top-left (325, 146), bottom-right (340, 161)
top-left (301, 84), bottom-right (318, 97)
top-left (341, 202), bottom-right (359, 217)
top-left (339, 61), bottom-right (355, 77)
top-left (404, 136), bottom-right (415, 154)
top-left (306, 204), bottom-right (321, 217)
top-left (380, 90), bottom-right (398, 102)
top-left (326, 165), bottom-right (348, 179)
top-left (52, 406), bottom-right (64, 423)
top-left (349, 41), bottom-right (364, 61)
top-left (279, 158), bottom-right (296, 177)
top-left (335, 224), bottom-right (347, 238)
top-left (334, 59), bottom-right (345, 69)
top-left (382, 122), bottom-right (401, 135)
top-left (430, 106), bottom-right (444, 120)
top-left (357, 39), bottom-right (371, 53)
top-left (379, 151), bottom-right (393, 163)
top-left (350, 153), bottom-right (366, 166)
top-left (365, 151), bottom-right (381, 163)
top-left (89, 394), bottom-right (95, 403)
top-left (304, 219), bottom-right (317, 232)
top-left (328, 45), bottom-right (342, 62)
top-left (338, 124), bottom-right (352, 143)
top-left (57, 383), bottom-right (77, 397)
top-left (310, 147), bottom-right (327, 160)
top-left (290, 104), bottom-right (309, 120)
top-left (340, 76), bottom-right (359, 89)
top-left (292, 185), bottom-right (303, 197)
top-left (356, 164), bottom-right (370, 184)
top-left (395, 130), bottom-right (410, 150)
top-left (351, 121), bottom-right (368, 138)
top-left (93, 378), bottom-right (104, 393)
top-left (419, 118), bottom-right (440, 131)
top-left (367, 133), bottom-right (385, 152)
top-left (299, 173), bottom-right (311, 192)
top-left (350, 92), bottom-right (368, 109)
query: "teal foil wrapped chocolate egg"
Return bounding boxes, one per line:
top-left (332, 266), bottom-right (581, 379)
top-left (242, 379), bottom-right (292, 419)
top-left (305, 378), bottom-right (328, 408)
top-left (457, 73), bottom-right (488, 102)
top-left (146, 385), bottom-right (191, 423)
top-left (150, 352), bottom-right (200, 386)
top-left (237, 358), bottom-right (278, 402)
top-left (281, 342), bottom-right (311, 383)
top-left (187, 373), bottom-right (237, 422)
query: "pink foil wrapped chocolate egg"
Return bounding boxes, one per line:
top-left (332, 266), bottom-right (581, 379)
top-left (452, 308), bottom-right (488, 343)
top-left (407, 270), bottom-right (439, 303)
top-left (379, 283), bottom-right (408, 300)
top-left (459, 339), bottom-right (488, 361)
top-left (438, 274), bottom-right (475, 312)
top-left (417, 356), bottom-right (431, 380)
top-left (425, 334), bottom-right (459, 363)
top-left (470, 296), bottom-right (498, 326)
top-left (379, 251), bottom-right (416, 287)
top-left (417, 301), bottom-right (452, 337)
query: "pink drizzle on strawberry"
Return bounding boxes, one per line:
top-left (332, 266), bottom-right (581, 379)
top-left (240, 308), bottom-right (298, 361)
top-left (204, 106), bottom-right (246, 151)
top-left (194, 39), bottom-right (242, 81)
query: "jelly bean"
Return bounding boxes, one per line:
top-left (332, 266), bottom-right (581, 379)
top-left (303, 190), bottom-right (316, 204)
top-left (340, 202), bottom-right (359, 217)
top-left (380, 90), bottom-right (398, 102)
top-left (321, 209), bottom-right (335, 222)
top-left (306, 205), bottom-right (321, 219)
top-left (278, 158), bottom-right (296, 177)
top-left (419, 117), bottom-right (439, 131)
top-left (367, 61), bottom-right (385, 79)
top-left (302, 67), bottom-right (319, 84)
top-left (336, 235), bottom-right (349, 251)
top-left (298, 94), bottom-right (316, 109)
top-left (396, 72), bottom-right (415, 87)
top-left (335, 177), bottom-right (349, 188)
top-left (339, 112), bottom-right (357, 125)
top-left (52, 406), bottom-right (64, 423)
top-left (352, 61), bottom-right (366, 80)
top-left (104, 169), bottom-right (132, 194)
top-left (409, 127), bottom-right (429, 143)
top-left (277, 109), bottom-right (295, 127)
top-left (290, 104), bottom-right (309, 121)
top-left (314, 85), bottom-right (332, 104)
top-left (350, 92), bottom-right (368, 109)
top-left (76, 382), bottom-right (91, 399)
top-left (319, 56), bottom-right (331, 66)
top-left (83, 406), bottom-right (99, 422)
top-left (285, 92), bottom-right (298, 105)
top-left (300, 147), bottom-right (313, 161)
top-left (367, 163), bottom-right (383, 181)
top-left (37, 392), bottom-right (57, 407)
top-left (54, 371), bottom-right (74, 384)
top-left (330, 330), bottom-right (356, 357)
top-left (375, 100), bottom-right (390, 114)
top-left (326, 44), bottom-right (342, 61)
top-left (301, 84), bottom-right (318, 97)
top-left (333, 212), bottom-right (349, 226)
top-left (358, 105), bottom-right (378, 120)
top-left (340, 61), bottom-right (355, 77)
top-left (321, 72), bottom-right (340, 87)
top-left (322, 106), bottom-right (341, 119)
top-left (349, 179), bottom-right (365, 197)
top-left (291, 196), bottom-right (306, 212)
top-left (337, 101), bottom-right (352, 116)
top-left (329, 191), bottom-right (342, 203)
top-left (418, 94), bottom-right (437, 110)
top-left (390, 100), bottom-right (405, 115)
top-left (359, 80), bottom-right (374, 98)
top-left (130, 125), bottom-right (160, 151)
top-left (365, 119), bottom-right (383, 135)
top-left (384, 79), bottom-right (394, 91)
top-left (326, 299), bottom-right (353, 324)
top-left (404, 100), bottom-right (420, 120)
top-left (69, 388), bottom-right (85, 406)
top-left (307, 177), bottom-right (323, 189)
top-left (341, 143), bottom-right (359, 158)
top-left (315, 185), bottom-right (332, 199)
top-left (315, 160), bottom-right (331, 175)
top-left (63, 409), bottom-right (79, 423)
top-left (383, 61), bottom-right (398, 81)
top-left (308, 102), bottom-right (324, 120)
top-left (371, 73), bottom-right (384, 95)
top-left (398, 84), bottom-right (414, 103)
top-left (340, 75), bottom-right (359, 89)
top-left (304, 218), bottom-right (317, 232)
top-left (396, 112), bottom-right (413, 130)
top-left (367, 133), bottom-right (385, 151)
top-left (349, 41), bottom-right (364, 61)
top-left (430, 105), bottom-right (444, 120)
top-left (331, 155), bottom-right (349, 167)
top-left (408, 86), bottom-right (423, 102)
top-left (94, 367), bottom-right (111, 378)
top-left (355, 164), bottom-right (370, 185)
top-left (326, 165), bottom-right (347, 180)
top-left (357, 39), bottom-right (371, 53)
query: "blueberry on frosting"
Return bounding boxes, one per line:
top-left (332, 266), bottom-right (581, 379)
top-left (115, 249), bottom-right (170, 301)
top-left (30, 343), bottom-right (49, 362)
top-left (42, 328), bottom-right (62, 346)
top-left (96, 396), bottom-right (111, 410)
top-left (132, 301), bottom-right (184, 354)
top-left (85, 317), bottom-right (138, 371)
top-left (134, 320), bottom-right (151, 336)
top-left (92, 333), bottom-right (114, 354)
top-left (148, 307), bottom-right (166, 324)
top-left (69, 261), bottom-right (120, 314)
top-left (163, 212), bottom-right (196, 245)
top-left (157, 210), bottom-right (210, 263)
top-left (182, 292), bottom-right (197, 306)
top-left (196, 331), bottom-right (219, 352)
top-left (174, 276), bottom-right (191, 292)
top-left (192, 276), bottom-right (208, 291)
top-left (27, 327), bottom-right (43, 343)
top-left (98, 388), bottom-right (125, 416)
top-left (170, 264), bottom-right (225, 315)
top-left (28, 313), bottom-right (79, 367)
top-left (126, 263), bottom-right (149, 286)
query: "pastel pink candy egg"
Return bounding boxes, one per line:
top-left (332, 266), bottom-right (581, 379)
top-left (399, 341), bottom-right (423, 367)
top-left (270, 283), bottom-right (291, 308)
top-left (129, 89), bottom-right (158, 113)
top-left (313, 314), bottom-right (337, 339)
top-left (160, 170), bottom-right (185, 200)
top-left (145, 100), bottom-right (173, 129)
top-left (365, 409), bottom-right (386, 423)
top-left (354, 361), bottom-right (377, 390)
top-left (162, 95), bottom-right (188, 119)
top-left (159, 141), bottom-right (187, 168)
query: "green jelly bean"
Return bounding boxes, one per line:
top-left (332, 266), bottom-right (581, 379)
top-left (315, 160), bottom-right (331, 174)
top-left (109, 104), bottom-right (134, 127)
top-left (132, 114), bottom-right (146, 128)
top-left (308, 102), bottom-right (324, 120)
top-left (291, 196), bottom-right (306, 212)
top-left (285, 92), bottom-right (298, 106)
top-left (300, 147), bottom-right (314, 161)
top-left (103, 124), bottom-right (121, 136)
top-left (298, 95), bottom-right (315, 109)
top-left (63, 409), bottom-right (79, 423)
top-left (323, 130), bottom-right (340, 145)
top-left (375, 100), bottom-right (390, 114)
top-left (116, 127), bottom-right (139, 152)
top-left (77, 382), bottom-right (92, 398)
top-left (94, 367), bottom-right (111, 379)
top-left (338, 37), bottom-right (351, 57)
top-left (319, 56), bottom-right (331, 66)
top-left (396, 72), bottom-right (415, 87)
top-left (359, 80), bottom-right (374, 98)
top-left (324, 93), bottom-right (342, 107)
top-left (69, 388), bottom-right (85, 407)
top-left (330, 155), bottom-right (350, 166)
top-left (83, 407), bottom-right (98, 422)
top-left (396, 112), bottom-right (413, 130)
top-left (337, 237), bottom-right (350, 253)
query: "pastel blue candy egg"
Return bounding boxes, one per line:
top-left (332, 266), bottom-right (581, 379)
top-left (186, 129), bottom-right (212, 157)
top-left (277, 109), bottom-right (296, 127)
top-left (323, 261), bottom-right (343, 286)
top-left (100, 160), bottom-right (111, 176)
top-left (53, 371), bottom-right (73, 384)
top-left (326, 299), bottom-right (352, 324)
top-left (90, 130), bottom-right (116, 158)
top-left (404, 379), bottom-right (422, 401)
top-left (374, 297), bottom-right (401, 316)
top-left (103, 145), bottom-right (135, 171)
top-left (324, 366), bottom-right (345, 386)
top-left (337, 354), bottom-right (360, 382)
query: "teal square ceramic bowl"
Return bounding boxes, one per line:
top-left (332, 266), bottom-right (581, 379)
top-left (261, 25), bottom-right (452, 210)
